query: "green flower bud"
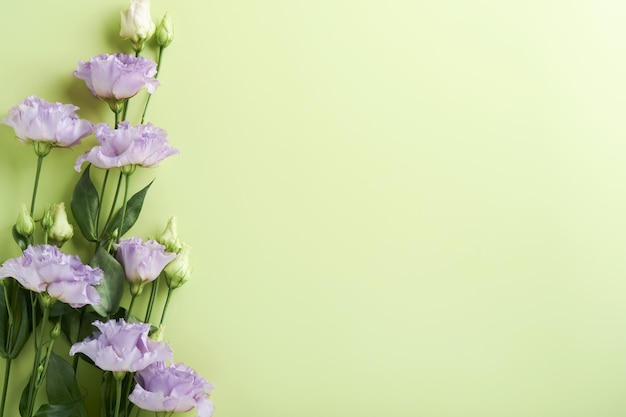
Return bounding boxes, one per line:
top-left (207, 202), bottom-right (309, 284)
top-left (50, 321), bottom-right (61, 340)
top-left (150, 324), bottom-right (165, 341)
top-left (155, 12), bottom-right (174, 48)
top-left (156, 216), bottom-right (182, 253)
top-left (48, 202), bottom-right (74, 247)
top-left (164, 243), bottom-right (191, 289)
top-left (41, 206), bottom-right (54, 230)
top-left (15, 203), bottom-right (35, 237)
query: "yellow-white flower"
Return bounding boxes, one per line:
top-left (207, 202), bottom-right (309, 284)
top-left (120, 0), bottom-right (155, 52)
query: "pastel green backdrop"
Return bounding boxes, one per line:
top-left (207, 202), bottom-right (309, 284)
top-left (1, 0), bottom-right (626, 416)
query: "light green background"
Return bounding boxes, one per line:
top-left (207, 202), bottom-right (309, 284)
top-left (1, 0), bottom-right (626, 416)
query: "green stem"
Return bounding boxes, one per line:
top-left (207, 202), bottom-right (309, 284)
top-left (141, 46), bottom-right (164, 124)
top-left (123, 373), bottom-right (135, 417)
top-left (0, 358), bottom-right (12, 417)
top-left (125, 294), bottom-right (137, 321)
top-left (159, 287), bottom-right (175, 327)
top-left (2, 284), bottom-right (13, 329)
top-left (117, 172), bottom-right (132, 243)
top-left (113, 375), bottom-right (123, 417)
top-left (26, 302), bottom-right (49, 417)
top-left (121, 98), bottom-right (130, 122)
top-left (95, 169), bottom-right (111, 239)
top-left (144, 275), bottom-right (160, 323)
top-left (102, 171), bottom-right (124, 238)
top-left (30, 153), bottom-right (45, 217)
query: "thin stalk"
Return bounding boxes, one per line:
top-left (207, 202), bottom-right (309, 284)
top-left (125, 294), bottom-right (137, 321)
top-left (122, 373), bottom-right (135, 417)
top-left (159, 287), bottom-right (175, 327)
top-left (95, 169), bottom-right (111, 238)
top-left (113, 376), bottom-right (123, 417)
top-left (102, 171), bottom-right (124, 237)
top-left (117, 172), bottom-right (132, 243)
top-left (26, 302), bottom-right (49, 417)
top-left (140, 46), bottom-right (164, 124)
top-left (144, 275), bottom-right (160, 323)
top-left (0, 358), bottom-right (11, 417)
top-left (30, 154), bottom-right (45, 217)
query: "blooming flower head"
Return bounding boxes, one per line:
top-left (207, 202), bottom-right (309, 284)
top-left (129, 362), bottom-right (214, 417)
top-left (0, 245), bottom-right (103, 308)
top-left (73, 53), bottom-right (159, 109)
top-left (69, 319), bottom-right (173, 372)
top-left (120, 0), bottom-right (155, 52)
top-left (1, 96), bottom-right (94, 147)
top-left (115, 237), bottom-right (177, 295)
top-left (74, 121), bottom-right (179, 172)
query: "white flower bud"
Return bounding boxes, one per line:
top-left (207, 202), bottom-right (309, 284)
top-left (48, 202), bottom-right (74, 247)
top-left (156, 216), bottom-right (183, 253)
top-left (120, 0), bottom-right (155, 52)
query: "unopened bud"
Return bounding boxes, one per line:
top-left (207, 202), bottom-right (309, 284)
top-left (50, 321), bottom-right (61, 339)
top-left (41, 207), bottom-right (54, 230)
top-left (48, 202), bottom-right (74, 247)
top-left (15, 203), bottom-right (35, 237)
top-left (150, 324), bottom-right (165, 341)
top-left (155, 12), bottom-right (174, 48)
top-left (120, 0), bottom-right (155, 52)
top-left (164, 243), bottom-right (191, 289)
top-left (156, 216), bottom-right (182, 253)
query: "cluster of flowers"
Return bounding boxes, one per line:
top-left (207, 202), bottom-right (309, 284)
top-left (0, 1), bottom-right (213, 417)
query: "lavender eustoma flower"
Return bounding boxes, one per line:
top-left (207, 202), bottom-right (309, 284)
top-left (69, 319), bottom-right (173, 372)
top-left (115, 237), bottom-right (177, 293)
top-left (129, 362), bottom-right (214, 417)
top-left (0, 245), bottom-right (103, 308)
top-left (73, 53), bottom-right (159, 103)
top-left (74, 121), bottom-right (179, 172)
top-left (1, 96), bottom-right (94, 147)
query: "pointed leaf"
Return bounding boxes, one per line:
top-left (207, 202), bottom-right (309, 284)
top-left (104, 179), bottom-right (153, 239)
top-left (34, 399), bottom-right (86, 417)
top-left (19, 377), bottom-right (33, 417)
top-left (90, 247), bottom-right (125, 317)
top-left (8, 286), bottom-right (32, 359)
top-left (0, 284), bottom-right (34, 359)
top-left (45, 352), bottom-right (88, 417)
top-left (12, 225), bottom-right (29, 251)
top-left (71, 165), bottom-right (99, 242)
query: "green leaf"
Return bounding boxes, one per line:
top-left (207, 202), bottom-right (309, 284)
top-left (0, 283), bottom-right (33, 359)
top-left (104, 179), bottom-right (154, 239)
top-left (59, 308), bottom-right (81, 346)
top-left (45, 352), bottom-right (88, 417)
top-left (90, 246), bottom-right (126, 317)
top-left (19, 377), bottom-right (33, 417)
top-left (12, 225), bottom-right (29, 251)
top-left (34, 399), bottom-right (86, 417)
top-left (71, 165), bottom-right (99, 242)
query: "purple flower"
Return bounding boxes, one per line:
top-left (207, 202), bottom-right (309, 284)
top-left (69, 319), bottom-right (173, 372)
top-left (1, 96), bottom-right (94, 147)
top-left (129, 362), bottom-right (214, 417)
top-left (115, 237), bottom-right (177, 293)
top-left (74, 122), bottom-right (179, 172)
top-left (0, 245), bottom-right (103, 308)
top-left (73, 53), bottom-right (159, 102)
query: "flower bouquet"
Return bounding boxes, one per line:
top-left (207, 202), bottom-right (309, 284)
top-left (0, 1), bottom-right (214, 416)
